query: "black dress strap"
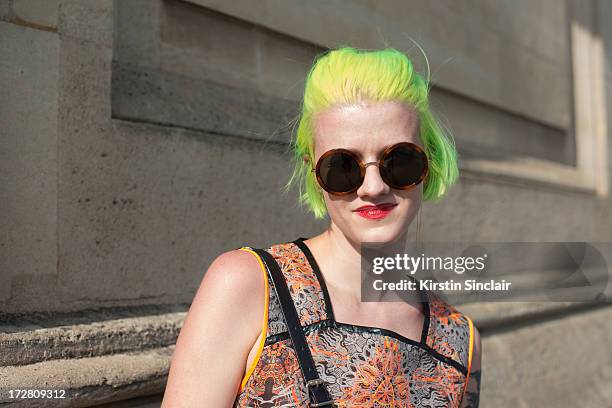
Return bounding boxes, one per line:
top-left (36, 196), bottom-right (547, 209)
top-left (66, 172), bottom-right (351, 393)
top-left (293, 237), bottom-right (336, 322)
top-left (251, 247), bottom-right (334, 407)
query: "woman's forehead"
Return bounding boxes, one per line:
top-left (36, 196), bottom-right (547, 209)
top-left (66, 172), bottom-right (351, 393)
top-left (313, 101), bottom-right (420, 153)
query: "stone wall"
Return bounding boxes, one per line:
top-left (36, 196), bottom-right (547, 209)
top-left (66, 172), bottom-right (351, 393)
top-left (1, 0), bottom-right (611, 406)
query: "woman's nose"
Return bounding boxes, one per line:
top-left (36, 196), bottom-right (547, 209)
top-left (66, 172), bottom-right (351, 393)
top-left (357, 163), bottom-right (390, 197)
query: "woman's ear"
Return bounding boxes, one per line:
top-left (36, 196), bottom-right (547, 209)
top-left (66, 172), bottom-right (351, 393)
top-left (303, 154), bottom-right (310, 164)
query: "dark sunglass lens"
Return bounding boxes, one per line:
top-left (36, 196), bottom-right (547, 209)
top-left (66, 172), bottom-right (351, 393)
top-left (380, 145), bottom-right (427, 187)
top-left (318, 152), bottom-right (362, 193)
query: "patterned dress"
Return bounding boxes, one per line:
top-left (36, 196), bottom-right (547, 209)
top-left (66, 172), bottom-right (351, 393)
top-left (234, 238), bottom-right (475, 408)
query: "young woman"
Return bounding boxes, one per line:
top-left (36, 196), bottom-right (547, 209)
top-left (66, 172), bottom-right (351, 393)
top-left (162, 47), bottom-right (482, 408)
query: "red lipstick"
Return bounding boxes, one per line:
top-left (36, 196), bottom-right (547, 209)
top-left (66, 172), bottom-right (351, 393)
top-left (353, 203), bottom-right (397, 220)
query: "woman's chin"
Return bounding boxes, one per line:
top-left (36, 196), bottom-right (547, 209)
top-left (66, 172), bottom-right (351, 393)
top-left (353, 227), bottom-right (404, 246)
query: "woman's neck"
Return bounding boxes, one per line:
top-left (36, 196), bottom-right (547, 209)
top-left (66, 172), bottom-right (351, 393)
top-left (307, 223), bottom-right (409, 302)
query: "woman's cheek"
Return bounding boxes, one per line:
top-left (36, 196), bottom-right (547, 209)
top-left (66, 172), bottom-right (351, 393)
top-left (326, 198), bottom-right (356, 231)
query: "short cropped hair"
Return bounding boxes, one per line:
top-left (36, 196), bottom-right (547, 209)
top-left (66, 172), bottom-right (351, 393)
top-left (284, 47), bottom-right (459, 219)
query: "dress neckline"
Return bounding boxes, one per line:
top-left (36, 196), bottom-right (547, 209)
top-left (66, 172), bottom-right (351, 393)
top-left (293, 237), bottom-right (431, 346)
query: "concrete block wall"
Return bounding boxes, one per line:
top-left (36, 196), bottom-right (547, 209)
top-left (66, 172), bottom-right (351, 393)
top-left (1, 0), bottom-right (611, 406)
top-left (0, 2), bottom-right (60, 312)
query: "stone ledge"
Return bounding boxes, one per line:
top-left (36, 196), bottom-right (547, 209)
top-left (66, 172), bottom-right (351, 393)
top-left (110, 61), bottom-right (299, 144)
top-left (94, 394), bottom-right (163, 408)
top-left (1, 304), bottom-right (611, 407)
top-left (2, 300), bottom-right (611, 368)
top-left (0, 305), bottom-right (186, 366)
top-left (0, 346), bottom-right (172, 407)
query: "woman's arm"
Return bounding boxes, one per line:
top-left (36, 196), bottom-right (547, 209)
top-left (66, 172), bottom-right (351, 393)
top-left (161, 249), bottom-right (265, 407)
top-left (460, 325), bottom-right (482, 408)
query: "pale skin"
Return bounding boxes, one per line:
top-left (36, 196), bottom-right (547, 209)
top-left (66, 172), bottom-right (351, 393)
top-left (161, 100), bottom-right (482, 407)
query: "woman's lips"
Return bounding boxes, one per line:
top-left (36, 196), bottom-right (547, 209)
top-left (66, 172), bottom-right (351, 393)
top-left (353, 203), bottom-right (397, 220)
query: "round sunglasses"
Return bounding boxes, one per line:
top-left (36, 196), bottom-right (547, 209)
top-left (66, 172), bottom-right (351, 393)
top-left (311, 142), bottom-right (429, 196)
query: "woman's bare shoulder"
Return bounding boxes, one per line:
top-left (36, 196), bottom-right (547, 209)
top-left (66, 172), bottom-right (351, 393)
top-left (174, 247), bottom-right (267, 349)
top-left (191, 248), bottom-right (265, 313)
top-left (163, 249), bottom-right (266, 406)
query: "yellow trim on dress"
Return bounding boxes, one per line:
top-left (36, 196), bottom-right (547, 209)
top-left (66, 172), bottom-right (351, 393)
top-left (237, 247), bottom-right (270, 392)
top-left (460, 316), bottom-right (475, 403)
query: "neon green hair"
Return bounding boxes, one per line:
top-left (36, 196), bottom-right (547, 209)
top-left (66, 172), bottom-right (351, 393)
top-left (284, 46), bottom-right (459, 220)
